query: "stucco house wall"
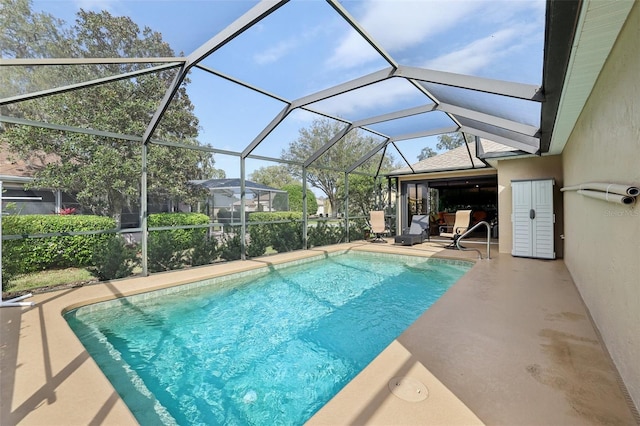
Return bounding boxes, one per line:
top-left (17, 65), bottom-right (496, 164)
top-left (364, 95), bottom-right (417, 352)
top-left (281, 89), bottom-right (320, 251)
top-left (561, 2), bottom-right (640, 409)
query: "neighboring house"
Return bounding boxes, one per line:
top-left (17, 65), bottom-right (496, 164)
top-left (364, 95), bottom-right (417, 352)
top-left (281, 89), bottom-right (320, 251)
top-left (1, 144), bottom-right (175, 225)
top-left (0, 144), bottom-right (78, 215)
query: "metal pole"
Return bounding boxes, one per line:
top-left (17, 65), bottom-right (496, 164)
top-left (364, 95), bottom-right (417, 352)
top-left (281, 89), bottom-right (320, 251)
top-left (140, 143), bottom-right (148, 276)
top-left (302, 167), bottom-right (308, 250)
top-left (0, 181), bottom-right (35, 307)
top-left (240, 157), bottom-right (246, 260)
top-left (55, 189), bottom-right (62, 213)
top-left (344, 172), bottom-right (349, 242)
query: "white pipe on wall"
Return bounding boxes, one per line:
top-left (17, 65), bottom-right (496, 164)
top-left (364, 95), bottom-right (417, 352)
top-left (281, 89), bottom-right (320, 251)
top-left (576, 189), bottom-right (636, 205)
top-left (561, 182), bottom-right (640, 197)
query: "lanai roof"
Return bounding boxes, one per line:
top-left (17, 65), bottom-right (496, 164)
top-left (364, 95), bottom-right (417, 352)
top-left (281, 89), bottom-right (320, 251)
top-left (0, 1), bottom-right (629, 178)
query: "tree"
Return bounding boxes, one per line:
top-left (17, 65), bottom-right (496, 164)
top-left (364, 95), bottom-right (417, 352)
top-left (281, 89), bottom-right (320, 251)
top-left (417, 146), bottom-right (437, 161)
top-left (273, 184), bottom-right (318, 213)
top-left (436, 132), bottom-right (469, 151)
top-left (1, 3), bottom-right (220, 221)
top-left (336, 174), bottom-right (378, 217)
top-left (417, 132), bottom-right (471, 162)
top-left (281, 118), bottom-right (394, 215)
top-left (249, 165), bottom-right (298, 189)
top-left (0, 0), bottom-right (73, 119)
top-left (0, 0), bottom-right (64, 58)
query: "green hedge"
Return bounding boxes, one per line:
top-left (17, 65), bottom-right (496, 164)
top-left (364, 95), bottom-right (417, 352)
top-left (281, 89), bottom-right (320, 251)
top-left (148, 212), bottom-right (209, 251)
top-left (2, 214), bottom-right (116, 287)
top-left (147, 212), bottom-right (210, 272)
top-left (308, 220), bottom-right (345, 247)
top-left (247, 212), bottom-right (303, 254)
top-left (248, 212), bottom-right (303, 223)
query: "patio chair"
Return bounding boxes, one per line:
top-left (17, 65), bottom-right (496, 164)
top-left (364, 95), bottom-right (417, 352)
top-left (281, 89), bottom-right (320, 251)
top-left (369, 210), bottom-right (387, 243)
top-left (439, 209), bottom-right (472, 248)
top-left (394, 214), bottom-right (429, 246)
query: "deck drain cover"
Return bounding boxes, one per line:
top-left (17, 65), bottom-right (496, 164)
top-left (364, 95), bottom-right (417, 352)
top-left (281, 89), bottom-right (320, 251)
top-left (388, 377), bottom-right (428, 402)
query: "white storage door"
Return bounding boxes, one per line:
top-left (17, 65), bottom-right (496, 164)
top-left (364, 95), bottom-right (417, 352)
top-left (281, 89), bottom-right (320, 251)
top-left (531, 180), bottom-right (555, 259)
top-left (511, 179), bottom-right (555, 259)
top-left (512, 181), bottom-right (533, 257)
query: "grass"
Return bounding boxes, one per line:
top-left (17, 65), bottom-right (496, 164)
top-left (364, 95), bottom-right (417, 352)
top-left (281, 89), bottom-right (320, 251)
top-left (3, 245), bottom-right (299, 296)
top-left (4, 268), bottom-right (97, 295)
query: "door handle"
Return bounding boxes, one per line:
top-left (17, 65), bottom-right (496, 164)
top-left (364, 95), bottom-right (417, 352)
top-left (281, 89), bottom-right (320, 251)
top-left (530, 209), bottom-right (536, 220)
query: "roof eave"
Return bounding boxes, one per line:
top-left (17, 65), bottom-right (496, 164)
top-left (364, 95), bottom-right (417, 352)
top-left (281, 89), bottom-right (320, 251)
top-left (539, 0), bottom-right (583, 153)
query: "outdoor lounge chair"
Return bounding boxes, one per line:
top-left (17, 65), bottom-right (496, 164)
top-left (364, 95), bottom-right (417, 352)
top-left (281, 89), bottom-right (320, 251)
top-left (439, 209), bottom-right (472, 248)
top-left (369, 210), bottom-right (387, 243)
top-left (395, 214), bottom-right (429, 246)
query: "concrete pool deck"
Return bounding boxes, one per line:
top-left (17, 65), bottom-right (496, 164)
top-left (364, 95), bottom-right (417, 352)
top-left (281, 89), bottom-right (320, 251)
top-left (1, 241), bottom-right (637, 425)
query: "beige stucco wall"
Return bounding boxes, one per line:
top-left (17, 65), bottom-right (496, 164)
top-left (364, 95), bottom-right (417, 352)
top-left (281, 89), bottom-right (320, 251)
top-left (561, 3), bottom-right (640, 410)
top-left (496, 155), bottom-right (564, 257)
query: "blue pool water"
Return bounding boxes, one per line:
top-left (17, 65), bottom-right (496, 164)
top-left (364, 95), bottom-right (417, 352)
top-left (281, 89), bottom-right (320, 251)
top-left (65, 252), bottom-right (471, 425)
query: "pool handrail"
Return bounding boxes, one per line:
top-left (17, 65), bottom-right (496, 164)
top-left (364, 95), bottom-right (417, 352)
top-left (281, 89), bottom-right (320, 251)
top-left (455, 220), bottom-right (491, 259)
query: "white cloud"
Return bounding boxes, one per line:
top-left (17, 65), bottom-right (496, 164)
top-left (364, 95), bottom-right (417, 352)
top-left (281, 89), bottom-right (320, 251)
top-left (326, 0), bottom-right (544, 72)
top-left (424, 28), bottom-right (516, 74)
top-left (253, 38), bottom-right (300, 65)
top-left (308, 78), bottom-right (422, 118)
top-left (328, 0), bottom-right (481, 69)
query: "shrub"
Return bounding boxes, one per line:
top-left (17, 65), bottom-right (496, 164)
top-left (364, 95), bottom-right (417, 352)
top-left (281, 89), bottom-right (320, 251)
top-left (146, 213), bottom-right (210, 272)
top-left (308, 220), bottom-right (345, 247)
top-left (347, 217), bottom-right (368, 241)
top-left (246, 224), bottom-right (268, 258)
top-left (269, 222), bottom-right (303, 253)
top-left (248, 212), bottom-right (303, 253)
top-left (89, 236), bottom-right (139, 280)
top-left (219, 227), bottom-right (241, 261)
top-left (147, 212), bottom-right (209, 251)
top-left (189, 233), bottom-right (220, 267)
top-left (147, 230), bottom-right (186, 272)
top-left (1, 215), bottom-right (116, 288)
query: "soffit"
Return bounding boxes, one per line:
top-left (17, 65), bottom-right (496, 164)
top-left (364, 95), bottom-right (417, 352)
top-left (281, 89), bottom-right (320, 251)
top-left (547, 0), bottom-right (635, 155)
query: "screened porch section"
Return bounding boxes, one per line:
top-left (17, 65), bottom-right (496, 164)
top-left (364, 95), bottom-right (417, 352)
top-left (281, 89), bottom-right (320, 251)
top-left (191, 178), bottom-right (288, 224)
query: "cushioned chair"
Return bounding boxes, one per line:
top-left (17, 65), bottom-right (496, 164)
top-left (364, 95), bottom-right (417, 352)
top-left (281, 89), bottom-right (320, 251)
top-left (369, 210), bottom-right (387, 243)
top-left (439, 209), bottom-right (472, 248)
top-left (395, 214), bottom-right (429, 246)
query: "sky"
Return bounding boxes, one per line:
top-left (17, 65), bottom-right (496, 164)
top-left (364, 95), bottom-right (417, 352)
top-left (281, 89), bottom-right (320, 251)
top-left (28, 0), bottom-right (546, 189)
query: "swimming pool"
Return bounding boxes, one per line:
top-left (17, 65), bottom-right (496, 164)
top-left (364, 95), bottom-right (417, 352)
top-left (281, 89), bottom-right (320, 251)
top-left (65, 251), bottom-right (471, 425)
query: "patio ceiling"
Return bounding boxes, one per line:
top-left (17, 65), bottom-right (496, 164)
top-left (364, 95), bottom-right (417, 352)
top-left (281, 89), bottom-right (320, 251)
top-left (0, 0), bottom-right (591, 176)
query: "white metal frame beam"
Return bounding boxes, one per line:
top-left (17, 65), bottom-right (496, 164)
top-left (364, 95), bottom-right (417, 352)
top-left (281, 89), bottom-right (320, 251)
top-left (0, 63), bottom-right (180, 106)
top-left (143, 0), bottom-right (289, 143)
top-left (389, 126), bottom-right (460, 143)
top-left (352, 104), bottom-right (437, 128)
top-left (461, 126), bottom-right (539, 154)
top-left (437, 102), bottom-right (540, 136)
top-left (396, 66), bottom-right (544, 101)
top-left (304, 124), bottom-right (353, 167)
top-left (290, 67), bottom-right (395, 109)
